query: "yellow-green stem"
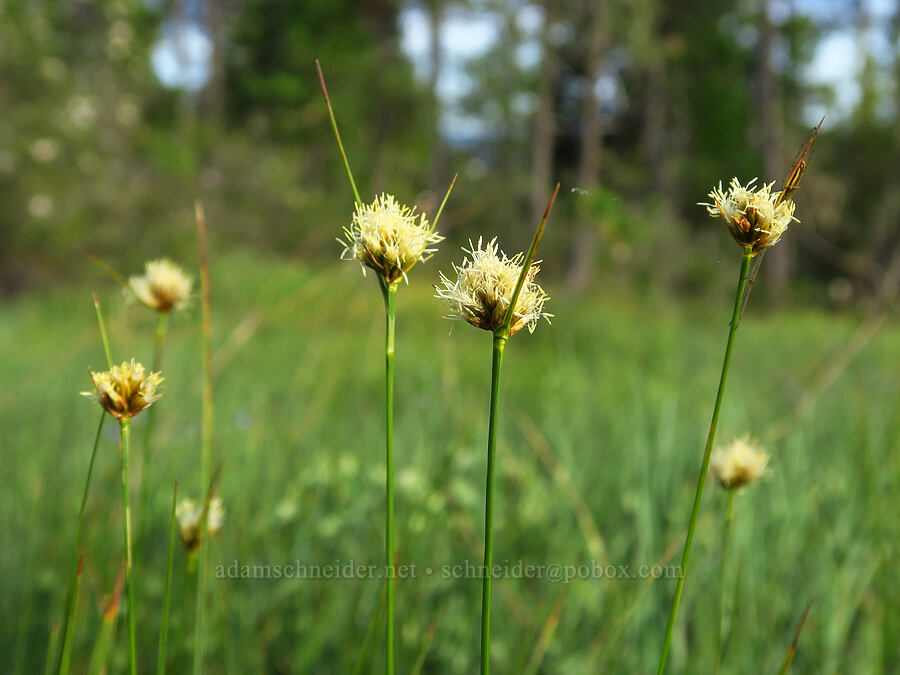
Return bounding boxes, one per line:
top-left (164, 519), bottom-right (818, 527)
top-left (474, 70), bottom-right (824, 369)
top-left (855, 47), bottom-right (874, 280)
top-left (656, 248), bottom-right (752, 674)
top-left (194, 202), bottom-right (214, 675)
top-left (120, 418), bottom-right (138, 675)
top-left (480, 334), bottom-right (507, 675)
top-left (58, 558), bottom-right (83, 675)
top-left (713, 490), bottom-right (736, 674)
top-left (56, 411), bottom-right (106, 674)
top-left (139, 312), bottom-right (167, 544)
top-left (382, 280), bottom-right (397, 675)
top-left (158, 480), bottom-right (178, 675)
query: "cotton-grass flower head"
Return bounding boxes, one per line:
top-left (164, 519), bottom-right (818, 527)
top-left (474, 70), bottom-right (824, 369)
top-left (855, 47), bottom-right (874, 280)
top-left (435, 237), bottom-right (552, 336)
top-left (710, 437), bottom-right (770, 490)
top-left (129, 258), bottom-right (193, 313)
top-left (82, 359), bottom-right (163, 419)
top-left (340, 193), bottom-right (443, 283)
top-left (701, 178), bottom-right (798, 254)
top-left (176, 496), bottom-right (224, 552)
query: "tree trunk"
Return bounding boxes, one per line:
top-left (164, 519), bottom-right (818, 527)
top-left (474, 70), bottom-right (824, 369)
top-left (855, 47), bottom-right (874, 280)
top-left (203, 0), bottom-right (226, 127)
top-left (642, 1), bottom-right (668, 200)
top-left (757, 0), bottom-right (788, 297)
top-left (566, 0), bottom-right (607, 292)
top-left (427, 0), bottom-right (446, 192)
top-left (530, 1), bottom-right (557, 218)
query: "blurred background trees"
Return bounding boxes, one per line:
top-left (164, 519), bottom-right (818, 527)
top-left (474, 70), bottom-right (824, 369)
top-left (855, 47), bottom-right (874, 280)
top-left (0, 0), bottom-right (898, 309)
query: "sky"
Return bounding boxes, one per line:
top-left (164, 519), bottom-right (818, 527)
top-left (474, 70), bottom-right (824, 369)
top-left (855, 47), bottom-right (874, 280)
top-left (152, 0), bottom-right (898, 130)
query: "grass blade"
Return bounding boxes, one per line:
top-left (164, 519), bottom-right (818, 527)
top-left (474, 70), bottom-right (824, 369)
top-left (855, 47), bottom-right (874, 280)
top-left (158, 480), bottom-right (178, 675)
top-left (193, 201), bottom-right (215, 675)
top-left (58, 557), bottom-right (84, 675)
top-left (778, 599), bottom-right (813, 675)
top-left (87, 569), bottom-right (124, 675)
top-left (316, 59), bottom-right (362, 205)
top-left (57, 411), bottom-right (107, 674)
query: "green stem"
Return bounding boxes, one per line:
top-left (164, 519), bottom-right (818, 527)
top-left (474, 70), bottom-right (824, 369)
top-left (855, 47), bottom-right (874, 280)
top-left (13, 485), bottom-right (41, 675)
top-left (316, 59), bottom-right (362, 205)
top-left (713, 490), bottom-right (736, 675)
top-left (194, 204), bottom-right (214, 675)
top-left (158, 480), bottom-right (178, 675)
top-left (56, 411), bottom-right (106, 674)
top-left (382, 281), bottom-right (397, 675)
top-left (58, 558), bottom-right (83, 675)
top-left (656, 248), bottom-right (752, 674)
top-left (480, 334), bottom-right (507, 675)
top-left (139, 312), bottom-right (167, 544)
top-left (120, 418), bottom-right (138, 675)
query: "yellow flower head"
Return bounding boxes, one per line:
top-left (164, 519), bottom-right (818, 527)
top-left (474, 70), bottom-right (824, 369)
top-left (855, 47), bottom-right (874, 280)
top-left (83, 359), bottom-right (163, 419)
top-left (176, 496), bottom-right (224, 552)
top-left (710, 437), bottom-right (769, 490)
top-left (340, 194), bottom-right (443, 283)
top-left (701, 178), bottom-right (797, 254)
top-left (435, 237), bottom-right (552, 335)
top-left (129, 258), bottom-right (193, 313)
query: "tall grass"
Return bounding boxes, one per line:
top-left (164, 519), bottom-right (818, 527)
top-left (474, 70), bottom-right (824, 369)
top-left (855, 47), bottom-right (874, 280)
top-left (1, 253), bottom-right (897, 672)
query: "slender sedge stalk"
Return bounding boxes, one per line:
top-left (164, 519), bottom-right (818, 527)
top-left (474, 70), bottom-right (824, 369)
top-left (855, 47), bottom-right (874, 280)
top-left (42, 623), bottom-right (60, 675)
top-left (381, 280), bottom-right (398, 675)
top-left (92, 294), bottom-right (114, 369)
top-left (158, 480), bottom-right (178, 675)
top-left (193, 202), bottom-right (214, 675)
top-left (139, 313), bottom-right (168, 541)
top-left (120, 418), bottom-right (138, 675)
top-left (656, 247), bottom-right (753, 674)
top-left (316, 59), bottom-right (362, 205)
top-left (58, 558), bottom-right (83, 675)
top-left (56, 411), bottom-right (106, 674)
top-left (480, 334), bottom-right (507, 675)
top-left (13, 485), bottom-right (41, 675)
top-left (713, 490), bottom-right (736, 674)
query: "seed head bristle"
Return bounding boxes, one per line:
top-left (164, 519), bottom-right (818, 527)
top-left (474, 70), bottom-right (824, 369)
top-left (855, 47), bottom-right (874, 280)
top-left (435, 237), bottom-right (552, 335)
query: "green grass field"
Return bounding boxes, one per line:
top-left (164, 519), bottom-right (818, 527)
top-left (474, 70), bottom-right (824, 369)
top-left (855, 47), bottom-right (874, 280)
top-left (2, 251), bottom-right (898, 673)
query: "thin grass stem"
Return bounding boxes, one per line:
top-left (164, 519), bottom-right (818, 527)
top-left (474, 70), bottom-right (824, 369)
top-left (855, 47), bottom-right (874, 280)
top-left (656, 247), bottom-right (753, 674)
top-left (87, 579), bottom-right (121, 675)
top-left (193, 201), bottom-right (214, 675)
top-left (381, 280), bottom-right (398, 675)
top-left (42, 622), bottom-right (60, 675)
top-left (56, 411), bottom-right (106, 674)
top-left (12, 484), bottom-right (41, 675)
top-left (58, 557), bottom-right (83, 675)
top-left (480, 334), bottom-right (507, 675)
top-left (120, 418), bottom-right (138, 675)
top-left (316, 59), bottom-right (362, 205)
top-left (139, 313), bottom-right (168, 543)
top-left (158, 480), bottom-right (178, 675)
top-left (353, 584), bottom-right (386, 675)
top-left (713, 490), bottom-right (736, 674)
top-left (92, 294), bottom-right (113, 369)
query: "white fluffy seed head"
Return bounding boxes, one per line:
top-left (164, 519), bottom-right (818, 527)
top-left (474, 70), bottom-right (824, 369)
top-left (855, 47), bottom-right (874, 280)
top-left (700, 178), bottom-right (797, 254)
top-left (340, 194), bottom-right (443, 283)
top-left (129, 258), bottom-right (193, 313)
top-left (710, 437), bottom-right (770, 490)
top-left (434, 237), bottom-right (552, 335)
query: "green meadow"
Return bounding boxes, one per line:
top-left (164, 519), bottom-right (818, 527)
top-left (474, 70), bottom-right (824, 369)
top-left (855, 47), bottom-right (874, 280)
top-left (1, 251), bottom-right (897, 673)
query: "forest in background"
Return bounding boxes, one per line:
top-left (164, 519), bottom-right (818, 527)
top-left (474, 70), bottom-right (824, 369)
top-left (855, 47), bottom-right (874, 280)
top-left (1, 0), bottom-right (898, 312)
